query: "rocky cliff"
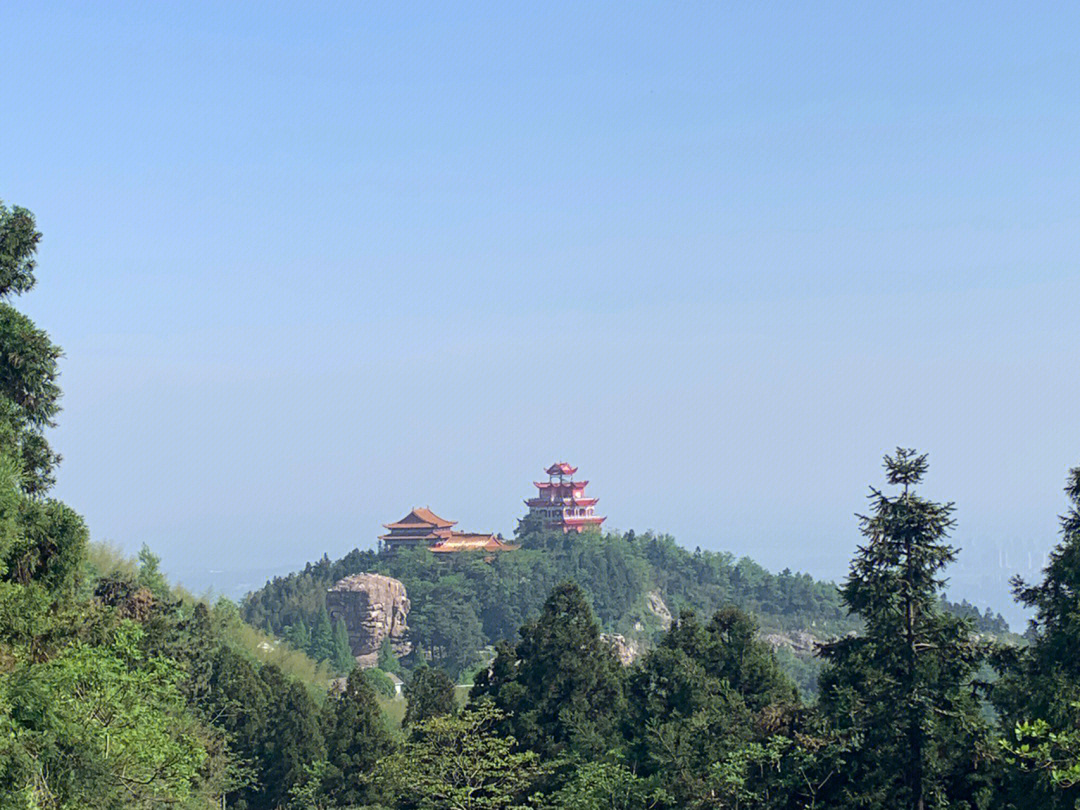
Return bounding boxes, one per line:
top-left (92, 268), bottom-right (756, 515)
top-left (326, 573), bottom-right (411, 667)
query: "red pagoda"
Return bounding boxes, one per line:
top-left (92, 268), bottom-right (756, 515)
top-left (524, 462), bottom-right (606, 533)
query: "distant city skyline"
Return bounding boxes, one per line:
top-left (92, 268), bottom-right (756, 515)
top-left (6, 2), bottom-right (1079, 628)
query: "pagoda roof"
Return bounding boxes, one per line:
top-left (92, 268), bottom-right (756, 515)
top-left (383, 507), bottom-right (457, 530)
top-left (525, 496), bottom-right (598, 507)
top-left (534, 480), bottom-right (588, 489)
top-left (429, 532), bottom-right (519, 553)
top-left (546, 462), bottom-right (578, 476)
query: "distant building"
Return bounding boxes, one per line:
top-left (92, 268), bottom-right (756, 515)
top-left (525, 462), bottom-right (606, 533)
top-left (379, 507), bottom-right (456, 552)
top-left (378, 506), bottom-right (516, 555)
top-left (429, 532), bottom-right (517, 554)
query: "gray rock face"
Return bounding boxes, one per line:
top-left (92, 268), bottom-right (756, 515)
top-left (326, 573), bottom-right (411, 667)
top-left (761, 630), bottom-right (818, 655)
top-left (602, 633), bottom-right (643, 666)
top-left (646, 589), bottom-right (672, 630)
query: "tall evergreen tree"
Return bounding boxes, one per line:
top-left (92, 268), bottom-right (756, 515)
top-left (377, 635), bottom-right (402, 674)
top-left (308, 604), bottom-right (334, 662)
top-left (321, 666), bottom-right (395, 806)
top-left (818, 449), bottom-right (993, 810)
top-left (284, 619), bottom-right (310, 652)
top-left (993, 465), bottom-right (1080, 808)
top-left (330, 617), bottom-right (355, 675)
top-left (255, 664), bottom-right (327, 809)
top-left (404, 665), bottom-right (458, 728)
top-left (471, 581), bottom-right (625, 759)
top-left (624, 608), bottom-right (798, 808)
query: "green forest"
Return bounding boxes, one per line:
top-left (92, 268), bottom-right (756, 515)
top-left (243, 521), bottom-right (1010, 694)
top-left (3, 200), bottom-right (1080, 809)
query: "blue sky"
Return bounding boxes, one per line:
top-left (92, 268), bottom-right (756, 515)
top-left (5, 2), bottom-right (1079, 618)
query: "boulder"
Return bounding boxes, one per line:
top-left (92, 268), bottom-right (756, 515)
top-left (326, 573), bottom-right (411, 668)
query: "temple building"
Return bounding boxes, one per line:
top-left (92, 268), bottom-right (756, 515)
top-left (378, 507), bottom-right (456, 552)
top-left (525, 462), bottom-right (606, 533)
top-left (379, 506), bottom-right (516, 555)
top-left (429, 532), bottom-right (517, 555)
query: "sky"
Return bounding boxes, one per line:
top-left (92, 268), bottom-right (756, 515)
top-left (4, 2), bottom-right (1079, 623)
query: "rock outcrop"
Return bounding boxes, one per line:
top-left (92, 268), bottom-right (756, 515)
top-left (326, 573), bottom-right (411, 668)
top-left (761, 630), bottom-right (818, 655)
top-left (602, 633), bottom-right (644, 666)
top-left (646, 589), bottom-right (672, 630)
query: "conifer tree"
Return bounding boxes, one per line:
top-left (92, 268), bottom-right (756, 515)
top-left (321, 665), bottom-right (395, 806)
top-left (377, 635), bottom-right (402, 674)
top-left (993, 465), bottom-right (1080, 808)
top-left (308, 604), bottom-right (334, 662)
top-left (624, 608), bottom-right (797, 806)
top-left (284, 619), bottom-right (310, 652)
top-left (471, 581), bottom-right (625, 759)
top-left (404, 665), bottom-right (457, 728)
top-left (330, 617), bottom-right (355, 674)
top-left (256, 664), bottom-right (327, 809)
top-left (818, 449), bottom-right (992, 810)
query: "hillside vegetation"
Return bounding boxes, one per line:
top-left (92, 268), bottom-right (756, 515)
top-left (243, 523), bottom-right (1010, 687)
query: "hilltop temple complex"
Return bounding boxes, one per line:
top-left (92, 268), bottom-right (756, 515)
top-left (378, 462), bottom-right (604, 552)
top-left (378, 507), bottom-right (516, 554)
top-left (525, 462), bottom-right (606, 533)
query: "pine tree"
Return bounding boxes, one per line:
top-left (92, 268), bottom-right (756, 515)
top-left (308, 605), bottom-right (334, 662)
top-left (818, 449), bottom-right (993, 810)
top-left (377, 635), bottom-right (402, 674)
top-left (330, 618), bottom-right (355, 675)
top-left (136, 543), bottom-right (171, 600)
top-left (284, 619), bottom-right (310, 652)
top-left (321, 666), bottom-right (395, 806)
top-left (993, 465), bottom-right (1080, 808)
top-left (624, 608), bottom-right (798, 806)
top-left (471, 581), bottom-right (625, 759)
top-left (404, 666), bottom-right (457, 728)
top-left (256, 664), bottom-right (327, 809)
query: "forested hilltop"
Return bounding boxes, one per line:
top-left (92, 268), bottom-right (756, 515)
top-left (242, 523), bottom-right (1011, 688)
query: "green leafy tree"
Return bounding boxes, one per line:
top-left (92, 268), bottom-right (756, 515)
top-left (0, 622), bottom-right (209, 808)
top-left (404, 665), bottom-right (458, 727)
top-left (376, 700), bottom-right (545, 810)
top-left (471, 581), bottom-right (625, 760)
top-left (136, 542), bottom-right (171, 600)
top-left (818, 449), bottom-right (994, 810)
top-left (364, 666), bottom-right (397, 698)
top-left (330, 618), bottom-right (354, 674)
top-left (547, 760), bottom-right (663, 810)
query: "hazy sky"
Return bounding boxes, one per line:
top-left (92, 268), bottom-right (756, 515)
top-left (5, 3), bottom-right (1079, 616)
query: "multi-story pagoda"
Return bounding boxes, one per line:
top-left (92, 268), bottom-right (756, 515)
top-left (524, 462), bottom-right (606, 533)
